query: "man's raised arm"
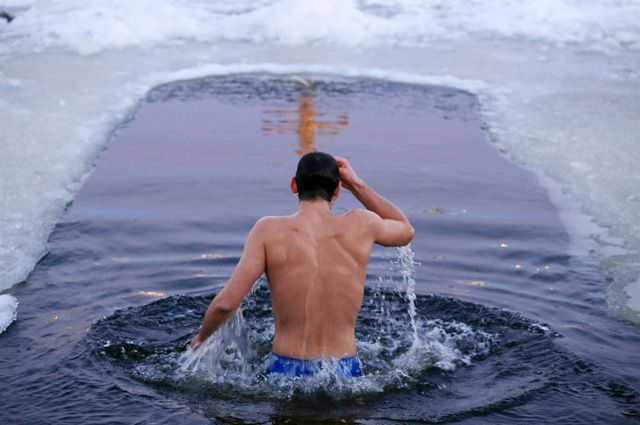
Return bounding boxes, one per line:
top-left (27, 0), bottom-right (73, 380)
top-left (336, 157), bottom-right (414, 247)
top-left (190, 219), bottom-right (268, 350)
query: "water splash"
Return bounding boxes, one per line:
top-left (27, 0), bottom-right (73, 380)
top-left (96, 273), bottom-right (496, 398)
top-left (89, 281), bottom-right (573, 423)
top-left (179, 309), bottom-right (253, 382)
top-left (397, 244), bottom-right (419, 343)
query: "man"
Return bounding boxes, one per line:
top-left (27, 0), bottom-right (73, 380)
top-left (190, 152), bottom-right (414, 377)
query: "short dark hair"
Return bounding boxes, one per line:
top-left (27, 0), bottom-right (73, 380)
top-left (295, 152), bottom-right (340, 202)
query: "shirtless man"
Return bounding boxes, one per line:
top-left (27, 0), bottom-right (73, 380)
top-left (190, 152), bottom-right (414, 377)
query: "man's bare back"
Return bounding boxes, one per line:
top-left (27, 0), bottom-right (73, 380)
top-left (190, 154), bottom-right (414, 370)
top-left (263, 207), bottom-right (374, 358)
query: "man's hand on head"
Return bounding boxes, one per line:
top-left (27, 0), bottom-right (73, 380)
top-left (334, 155), bottom-right (414, 246)
top-left (335, 156), bottom-right (365, 192)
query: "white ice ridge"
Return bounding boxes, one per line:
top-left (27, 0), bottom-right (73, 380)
top-left (3, 0), bottom-right (639, 55)
top-left (0, 295), bottom-right (18, 335)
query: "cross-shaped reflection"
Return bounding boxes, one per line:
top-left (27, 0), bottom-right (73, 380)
top-left (262, 80), bottom-right (349, 156)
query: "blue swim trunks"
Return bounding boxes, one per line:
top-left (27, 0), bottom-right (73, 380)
top-left (267, 353), bottom-right (363, 377)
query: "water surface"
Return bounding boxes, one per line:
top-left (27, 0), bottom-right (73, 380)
top-left (1, 77), bottom-right (639, 424)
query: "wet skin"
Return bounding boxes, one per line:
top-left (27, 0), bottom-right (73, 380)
top-left (191, 157), bottom-right (414, 358)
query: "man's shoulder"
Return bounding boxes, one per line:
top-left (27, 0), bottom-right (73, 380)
top-left (345, 208), bottom-right (377, 218)
top-left (252, 215), bottom-right (291, 233)
top-left (251, 215), bottom-right (297, 246)
top-left (343, 208), bottom-right (380, 226)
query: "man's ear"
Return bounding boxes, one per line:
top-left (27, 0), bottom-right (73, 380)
top-left (290, 177), bottom-right (298, 195)
top-left (331, 182), bottom-right (341, 203)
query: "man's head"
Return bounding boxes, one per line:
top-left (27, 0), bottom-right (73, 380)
top-left (292, 152), bottom-right (340, 202)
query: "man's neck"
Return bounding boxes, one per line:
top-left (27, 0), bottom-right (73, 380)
top-left (297, 199), bottom-right (332, 216)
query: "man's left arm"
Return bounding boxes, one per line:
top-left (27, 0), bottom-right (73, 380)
top-left (190, 219), bottom-right (268, 350)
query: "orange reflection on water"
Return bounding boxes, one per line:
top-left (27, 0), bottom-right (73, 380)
top-left (262, 86), bottom-right (349, 156)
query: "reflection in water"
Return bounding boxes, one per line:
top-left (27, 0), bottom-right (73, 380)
top-left (262, 81), bottom-right (349, 156)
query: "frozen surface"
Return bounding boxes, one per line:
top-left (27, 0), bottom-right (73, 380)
top-left (0, 0), bottom-right (639, 325)
top-left (2, 0), bottom-right (639, 54)
top-left (0, 295), bottom-right (18, 334)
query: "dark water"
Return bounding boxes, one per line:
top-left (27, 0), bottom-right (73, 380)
top-left (1, 76), bottom-right (639, 424)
